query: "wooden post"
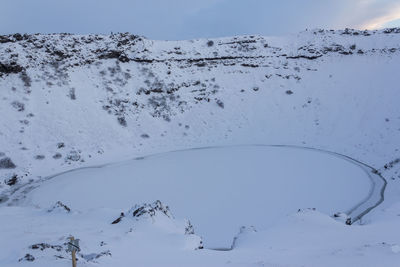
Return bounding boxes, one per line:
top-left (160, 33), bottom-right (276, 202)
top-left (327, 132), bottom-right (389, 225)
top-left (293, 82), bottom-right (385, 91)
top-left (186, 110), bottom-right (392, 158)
top-left (70, 236), bottom-right (77, 267)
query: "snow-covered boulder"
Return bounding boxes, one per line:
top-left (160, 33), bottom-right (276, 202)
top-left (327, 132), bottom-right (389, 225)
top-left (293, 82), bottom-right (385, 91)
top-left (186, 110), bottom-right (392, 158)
top-left (111, 200), bottom-right (203, 250)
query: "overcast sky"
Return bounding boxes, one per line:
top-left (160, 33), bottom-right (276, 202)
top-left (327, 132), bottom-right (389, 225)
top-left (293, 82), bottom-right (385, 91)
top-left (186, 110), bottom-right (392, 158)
top-left (1, 0), bottom-right (400, 40)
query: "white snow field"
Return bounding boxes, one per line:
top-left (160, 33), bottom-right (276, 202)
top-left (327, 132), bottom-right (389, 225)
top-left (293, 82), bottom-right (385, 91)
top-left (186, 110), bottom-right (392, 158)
top-left (27, 145), bottom-right (372, 248)
top-left (1, 29), bottom-right (400, 266)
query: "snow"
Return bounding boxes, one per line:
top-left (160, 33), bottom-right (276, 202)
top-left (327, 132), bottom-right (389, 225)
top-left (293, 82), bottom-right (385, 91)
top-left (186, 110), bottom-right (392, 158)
top-left (27, 145), bottom-right (372, 248)
top-left (1, 29), bottom-right (400, 266)
top-left (2, 202), bottom-right (400, 266)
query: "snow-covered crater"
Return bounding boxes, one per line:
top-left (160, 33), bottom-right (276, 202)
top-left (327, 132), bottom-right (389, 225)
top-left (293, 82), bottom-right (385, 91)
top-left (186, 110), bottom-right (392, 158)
top-left (27, 145), bottom-right (377, 248)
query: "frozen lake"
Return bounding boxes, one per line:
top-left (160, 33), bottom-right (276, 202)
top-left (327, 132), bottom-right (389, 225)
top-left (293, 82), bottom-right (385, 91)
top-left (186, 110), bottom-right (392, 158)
top-left (28, 146), bottom-right (372, 248)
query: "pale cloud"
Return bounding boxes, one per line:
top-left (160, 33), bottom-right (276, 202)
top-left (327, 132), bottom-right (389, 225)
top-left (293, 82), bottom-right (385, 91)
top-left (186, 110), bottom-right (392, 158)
top-left (334, 0), bottom-right (400, 30)
top-left (0, 0), bottom-right (399, 40)
top-left (358, 5), bottom-right (400, 29)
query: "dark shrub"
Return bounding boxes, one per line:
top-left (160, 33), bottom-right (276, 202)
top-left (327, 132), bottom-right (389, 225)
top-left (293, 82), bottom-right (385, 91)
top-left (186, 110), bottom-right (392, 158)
top-left (286, 90), bottom-right (293, 95)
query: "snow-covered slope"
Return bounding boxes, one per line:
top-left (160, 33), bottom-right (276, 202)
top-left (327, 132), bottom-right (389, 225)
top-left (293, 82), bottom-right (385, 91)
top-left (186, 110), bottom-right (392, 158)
top-left (1, 28), bottom-right (400, 266)
top-left (1, 29), bottom-right (400, 188)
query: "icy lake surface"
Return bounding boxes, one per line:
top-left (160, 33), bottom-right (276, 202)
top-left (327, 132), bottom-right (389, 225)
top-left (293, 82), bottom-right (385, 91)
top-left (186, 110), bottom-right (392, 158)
top-left (29, 146), bottom-right (371, 248)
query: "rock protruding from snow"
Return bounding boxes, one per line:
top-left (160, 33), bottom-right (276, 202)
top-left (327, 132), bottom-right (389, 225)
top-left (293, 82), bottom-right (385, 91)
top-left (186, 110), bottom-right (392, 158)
top-left (111, 200), bottom-right (203, 249)
top-left (230, 226), bottom-right (258, 250)
top-left (0, 157), bottom-right (16, 169)
top-left (30, 243), bottom-right (63, 252)
top-left (333, 212), bottom-right (351, 225)
top-left (111, 200), bottom-right (172, 224)
top-left (129, 200), bottom-right (172, 219)
top-left (25, 239), bottom-right (111, 264)
top-left (18, 253), bottom-right (35, 262)
top-left (47, 201), bottom-right (71, 213)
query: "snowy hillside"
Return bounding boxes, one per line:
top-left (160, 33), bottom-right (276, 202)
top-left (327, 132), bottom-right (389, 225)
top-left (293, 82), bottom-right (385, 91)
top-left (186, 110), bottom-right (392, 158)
top-left (1, 28), bottom-right (400, 266)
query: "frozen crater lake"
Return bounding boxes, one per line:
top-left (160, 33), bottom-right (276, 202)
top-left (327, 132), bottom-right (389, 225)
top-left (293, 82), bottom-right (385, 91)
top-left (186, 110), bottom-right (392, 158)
top-left (28, 145), bottom-right (374, 248)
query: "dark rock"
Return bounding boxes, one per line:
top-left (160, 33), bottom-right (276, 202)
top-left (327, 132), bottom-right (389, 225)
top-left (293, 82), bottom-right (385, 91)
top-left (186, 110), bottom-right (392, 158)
top-left (111, 201), bottom-right (172, 224)
top-left (198, 241), bottom-right (204, 249)
top-left (48, 201), bottom-right (71, 213)
top-left (118, 117), bottom-right (127, 127)
top-left (185, 220), bottom-right (195, 235)
top-left (0, 35), bottom-right (14, 43)
top-left (241, 63), bottom-right (259, 68)
top-left (0, 62), bottom-right (24, 75)
top-left (372, 169), bottom-right (381, 175)
top-left (66, 151), bottom-right (81, 161)
top-left (131, 200), bottom-right (171, 218)
top-left (339, 51), bottom-right (352, 55)
top-left (5, 174), bottom-right (18, 186)
top-left (216, 99), bottom-right (224, 108)
top-left (342, 28), bottom-right (352, 35)
top-left (69, 88), bottom-right (76, 100)
top-left (11, 101), bottom-right (25, 112)
top-left (0, 157), bottom-right (16, 169)
top-left (30, 243), bottom-right (63, 251)
top-left (195, 61), bottom-right (207, 67)
top-left (19, 254), bottom-right (35, 262)
top-left (382, 158), bottom-right (400, 170)
top-left (51, 50), bottom-right (72, 61)
top-left (111, 212), bottom-right (125, 224)
top-left (287, 54), bottom-right (322, 60)
top-left (13, 33), bottom-right (23, 41)
top-left (34, 155), bottom-right (45, 160)
top-left (383, 28), bottom-right (400, 34)
top-left (286, 90), bottom-right (294, 95)
top-left (19, 71), bottom-right (32, 87)
top-left (53, 153), bottom-right (62, 159)
top-left (98, 50), bottom-right (130, 62)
